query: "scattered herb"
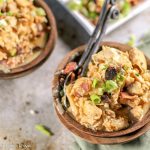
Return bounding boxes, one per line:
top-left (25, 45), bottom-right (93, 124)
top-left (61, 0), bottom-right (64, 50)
top-left (9, 49), bottom-right (17, 57)
top-left (116, 73), bottom-right (125, 86)
top-left (90, 94), bottom-right (101, 105)
top-left (101, 64), bottom-right (108, 71)
top-left (35, 125), bottom-right (53, 137)
top-left (89, 12), bottom-right (97, 19)
top-left (103, 80), bottom-right (118, 93)
top-left (123, 65), bottom-right (129, 71)
top-left (67, 0), bottom-right (82, 11)
top-left (92, 78), bottom-right (99, 88)
top-left (135, 73), bottom-right (140, 77)
top-left (98, 88), bottom-right (104, 96)
top-left (36, 8), bottom-right (46, 16)
top-left (122, 1), bottom-right (131, 16)
top-left (116, 73), bottom-right (125, 82)
top-left (127, 34), bottom-right (136, 46)
top-left (7, 11), bottom-right (13, 16)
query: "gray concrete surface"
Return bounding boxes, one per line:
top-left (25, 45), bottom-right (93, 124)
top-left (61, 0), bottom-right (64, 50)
top-left (0, 9), bottom-right (150, 150)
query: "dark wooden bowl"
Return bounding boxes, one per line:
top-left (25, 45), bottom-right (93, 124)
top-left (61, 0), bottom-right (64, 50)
top-left (53, 42), bottom-right (150, 139)
top-left (56, 108), bottom-right (150, 144)
top-left (0, 0), bottom-right (57, 79)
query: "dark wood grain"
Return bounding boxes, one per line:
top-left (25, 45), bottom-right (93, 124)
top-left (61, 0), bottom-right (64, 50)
top-left (0, 0), bottom-right (57, 79)
top-left (52, 42), bottom-right (150, 140)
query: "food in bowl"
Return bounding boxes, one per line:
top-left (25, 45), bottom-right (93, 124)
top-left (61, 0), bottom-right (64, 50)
top-left (0, 0), bottom-right (50, 73)
top-left (67, 0), bottom-right (142, 25)
top-left (61, 46), bottom-right (150, 132)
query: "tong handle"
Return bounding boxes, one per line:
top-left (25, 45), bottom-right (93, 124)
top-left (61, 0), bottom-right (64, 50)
top-left (78, 0), bottom-right (115, 68)
top-left (81, 4), bottom-right (119, 76)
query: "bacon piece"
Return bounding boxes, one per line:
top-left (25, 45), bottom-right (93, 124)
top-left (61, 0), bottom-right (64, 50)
top-left (63, 62), bottom-right (77, 74)
top-left (120, 92), bottom-right (138, 100)
top-left (80, 82), bottom-right (90, 93)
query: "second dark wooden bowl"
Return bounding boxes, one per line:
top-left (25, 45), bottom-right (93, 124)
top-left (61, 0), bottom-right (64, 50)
top-left (53, 42), bottom-right (150, 139)
top-left (0, 0), bottom-right (57, 79)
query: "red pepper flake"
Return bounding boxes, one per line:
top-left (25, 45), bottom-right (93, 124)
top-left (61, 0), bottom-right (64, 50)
top-left (63, 62), bottom-right (77, 74)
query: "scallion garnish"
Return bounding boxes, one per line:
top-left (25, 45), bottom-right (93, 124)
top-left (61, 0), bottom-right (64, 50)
top-left (92, 78), bottom-right (98, 88)
top-left (35, 125), bottom-right (53, 137)
top-left (104, 80), bottom-right (118, 93)
top-left (90, 94), bottom-right (101, 105)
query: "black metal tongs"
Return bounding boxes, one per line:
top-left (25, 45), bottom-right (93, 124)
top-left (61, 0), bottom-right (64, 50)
top-left (57, 0), bottom-right (119, 113)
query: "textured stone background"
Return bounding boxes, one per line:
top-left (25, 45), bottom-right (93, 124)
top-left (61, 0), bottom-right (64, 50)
top-left (0, 8), bottom-right (150, 150)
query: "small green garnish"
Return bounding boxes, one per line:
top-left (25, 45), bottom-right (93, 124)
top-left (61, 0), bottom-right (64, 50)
top-left (80, 7), bottom-right (89, 17)
top-left (36, 8), bottom-right (46, 16)
top-left (88, 1), bottom-right (96, 12)
top-left (92, 78), bottom-right (98, 88)
top-left (9, 49), bottom-right (17, 57)
top-left (98, 88), bottom-right (104, 96)
top-left (104, 80), bottom-right (118, 93)
top-left (7, 11), bottom-right (13, 16)
top-left (135, 73), bottom-right (140, 77)
top-left (67, 0), bottom-right (82, 11)
top-left (88, 12), bottom-right (97, 19)
top-left (127, 34), bottom-right (136, 47)
top-left (90, 94), bottom-right (101, 105)
top-left (35, 125), bottom-right (53, 137)
top-left (101, 64), bottom-right (108, 71)
top-left (123, 65), bottom-right (129, 71)
top-left (116, 73), bottom-right (125, 82)
top-left (121, 1), bottom-right (131, 16)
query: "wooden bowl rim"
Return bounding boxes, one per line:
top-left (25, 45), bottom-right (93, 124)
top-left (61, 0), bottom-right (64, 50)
top-left (0, 0), bottom-right (57, 78)
top-left (55, 107), bottom-right (150, 145)
top-left (56, 107), bottom-right (150, 144)
top-left (52, 41), bottom-right (150, 138)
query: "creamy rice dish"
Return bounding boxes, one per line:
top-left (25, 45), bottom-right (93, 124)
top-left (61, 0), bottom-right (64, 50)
top-left (0, 0), bottom-right (49, 72)
top-left (64, 47), bottom-right (150, 132)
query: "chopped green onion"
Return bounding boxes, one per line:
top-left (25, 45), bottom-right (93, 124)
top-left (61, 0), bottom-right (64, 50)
top-left (92, 78), bottom-right (98, 88)
top-left (36, 8), bottom-right (46, 16)
top-left (121, 1), bottom-right (131, 16)
top-left (88, 1), bottom-right (96, 12)
top-left (116, 73), bottom-right (125, 82)
top-left (67, 0), bottom-right (82, 11)
top-left (98, 88), bottom-right (104, 96)
top-left (123, 65), bottom-right (129, 71)
top-left (104, 80), bottom-right (118, 93)
top-left (127, 34), bottom-right (136, 47)
top-left (101, 64), bottom-right (108, 71)
top-left (7, 11), bottom-right (13, 16)
top-left (135, 73), bottom-right (140, 77)
top-left (9, 49), bottom-right (17, 57)
top-left (80, 7), bottom-right (89, 17)
top-left (35, 125), bottom-right (53, 137)
top-left (90, 94), bottom-right (101, 105)
top-left (88, 12), bottom-right (97, 19)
